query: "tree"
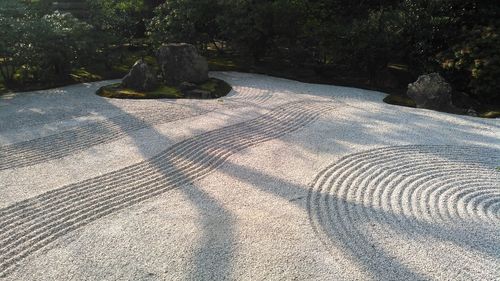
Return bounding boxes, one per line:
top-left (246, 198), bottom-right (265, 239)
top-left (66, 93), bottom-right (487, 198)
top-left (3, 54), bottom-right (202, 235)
top-left (0, 0), bottom-right (94, 85)
top-left (0, 0), bottom-right (28, 85)
top-left (220, 0), bottom-right (309, 62)
top-left (35, 12), bottom-right (93, 79)
top-left (86, 0), bottom-right (145, 43)
top-left (2, 0), bottom-right (497, 105)
top-left (148, 0), bottom-right (226, 51)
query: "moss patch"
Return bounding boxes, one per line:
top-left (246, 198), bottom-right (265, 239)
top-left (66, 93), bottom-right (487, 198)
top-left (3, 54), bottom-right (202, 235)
top-left (199, 78), bottom-right (232, 98)
top-left (383, 94), bottom-right (417, 108)
top-left (384, 94), bottom-right (500, 119)
top-left (208, 57), bottom-right (243, 72)
top-left (97, 78), bottom-right (231, 100)
top-left (479, 110), bottom-right (500, 119)
top-left (97, 83), bottom-right (183, 99)
top-left (70, 68), bottom-right (103, 83)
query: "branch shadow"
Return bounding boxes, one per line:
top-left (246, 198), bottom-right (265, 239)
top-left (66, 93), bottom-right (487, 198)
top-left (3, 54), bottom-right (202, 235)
top-left (0, 82), bottom-right (239, 279)
top-left (216, 159), bottom-right (499, 280)
top-left (2, 72), bottom-right (498, 280)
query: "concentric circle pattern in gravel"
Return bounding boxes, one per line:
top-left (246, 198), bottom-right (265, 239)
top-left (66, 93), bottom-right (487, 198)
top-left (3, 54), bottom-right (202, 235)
top-left (308, 145), bottom-right (500, 280)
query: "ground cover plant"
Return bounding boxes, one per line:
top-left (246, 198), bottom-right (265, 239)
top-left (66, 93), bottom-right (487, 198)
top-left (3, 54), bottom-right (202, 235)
top-left (97, 78), bottom-right (231, 99)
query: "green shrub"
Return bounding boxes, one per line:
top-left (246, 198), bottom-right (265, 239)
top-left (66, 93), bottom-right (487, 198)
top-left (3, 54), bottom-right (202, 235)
top-left (1, 0), bottom-right (497, 106)
top-left (0, 2), bottom-right (94, 84)
top-left (35, 12), bottom-right (94, 80)
top-left (97, 78), bottom-right (231, 99)
top-left (438, 24), bottom-right (500, 104)
top-left (0, 0), bottom-right (29, 86)
top-left (147, 0), bottom-right (225, 51)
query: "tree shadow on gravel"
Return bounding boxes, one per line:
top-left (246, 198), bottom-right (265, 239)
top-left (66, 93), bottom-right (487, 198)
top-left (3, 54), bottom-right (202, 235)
top-left (0, 89), bottom-right (237, 279)
top-left (181, 184), bottom-right (236, 280)
top-left (0, 79), bottom-right (311, 278)
top-left (216, 160), bottom-right (499, 280)
top-left (0, 74), bottom-right (300, 278)
top-left (95, 98), bottom-right (238, 280)
top-left (2, 75), bottom-right (497, 280)
top-left (61, 94), bottom-right (240, 280)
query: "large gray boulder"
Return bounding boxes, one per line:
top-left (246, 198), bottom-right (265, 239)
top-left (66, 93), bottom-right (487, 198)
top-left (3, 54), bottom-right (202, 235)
top-left (407, 73), bottom-right (453, 111)
top-left (157, 43), bottom-right (208, 85)
top-left (122, 59), bottom-right (159, 91)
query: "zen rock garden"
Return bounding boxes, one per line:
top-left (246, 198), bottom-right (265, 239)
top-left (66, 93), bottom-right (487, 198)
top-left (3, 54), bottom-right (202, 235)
top-left (1, 1), bottom-right (499, 280)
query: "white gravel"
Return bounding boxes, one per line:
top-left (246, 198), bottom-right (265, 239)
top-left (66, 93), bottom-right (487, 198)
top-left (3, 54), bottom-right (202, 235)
top-left (0, 71), bottom-right (499, 280)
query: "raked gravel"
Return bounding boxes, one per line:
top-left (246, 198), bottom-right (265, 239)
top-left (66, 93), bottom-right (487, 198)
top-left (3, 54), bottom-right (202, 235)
top-left (0, 72), bottom-right (499, 280)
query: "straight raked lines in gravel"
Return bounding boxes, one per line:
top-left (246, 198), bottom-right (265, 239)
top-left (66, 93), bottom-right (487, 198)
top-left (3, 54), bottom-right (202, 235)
top-left (0, 100), bottom-right (334, 276)
top-left (0, 109), bottom-right (211, 170)
top-left (0, 77), bottom-right (276, 170)
top-left (307, 145), bottom-right (500, 280)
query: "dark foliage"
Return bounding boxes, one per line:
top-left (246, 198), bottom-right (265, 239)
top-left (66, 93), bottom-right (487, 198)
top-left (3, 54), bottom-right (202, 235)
top-left (1, 0), bottom-right (498, 105)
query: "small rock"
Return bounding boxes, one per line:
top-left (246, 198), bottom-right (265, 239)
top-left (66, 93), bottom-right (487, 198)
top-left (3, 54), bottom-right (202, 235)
top-left (121, 59), bottom-right (159, 91)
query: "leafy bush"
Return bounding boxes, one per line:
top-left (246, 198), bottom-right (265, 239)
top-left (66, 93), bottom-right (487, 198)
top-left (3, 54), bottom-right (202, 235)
top-left (0, 0), bottom-right (29, 85)
top-left (398, 0), bottom-right (499, 104)
top-left (438, 24), bottom-right (500, 104)
top-left (0, 1), bottom-right (94, 84)
top-left (1, 0), bottom-right (498, 107)
top-left (86, 0), bottom-right (144, 43)
top-left (32, 12), bottom-right (93, 80)
top-left (148, 0), bottom-right (309, 61)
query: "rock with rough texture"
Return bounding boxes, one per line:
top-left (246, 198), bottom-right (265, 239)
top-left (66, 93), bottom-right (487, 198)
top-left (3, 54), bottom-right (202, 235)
top-left (122, 59), bottom-right (159, 91)
top-left (179, 82), bottom-right (197, 92)
top-left (407, 73), bottom-right (453, 111)
top-left (186, 89), bottom-right (211, 99)
top-left (157, 43), bottom-right (209, 85)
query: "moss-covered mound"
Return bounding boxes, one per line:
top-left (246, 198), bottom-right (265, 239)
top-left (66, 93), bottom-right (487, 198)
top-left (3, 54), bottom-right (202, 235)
top-left (479, 110), bottom-right (500, 119)
top-left (383, 94), bottom-right (417, 108)
top-left (383, 94), bottom-right (500, 118)
top-left (97, 78), bottom-right (231, 99)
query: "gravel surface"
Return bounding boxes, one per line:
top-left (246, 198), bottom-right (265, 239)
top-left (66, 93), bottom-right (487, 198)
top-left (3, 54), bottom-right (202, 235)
top-left (0, 72), bottom-right (499, 280)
